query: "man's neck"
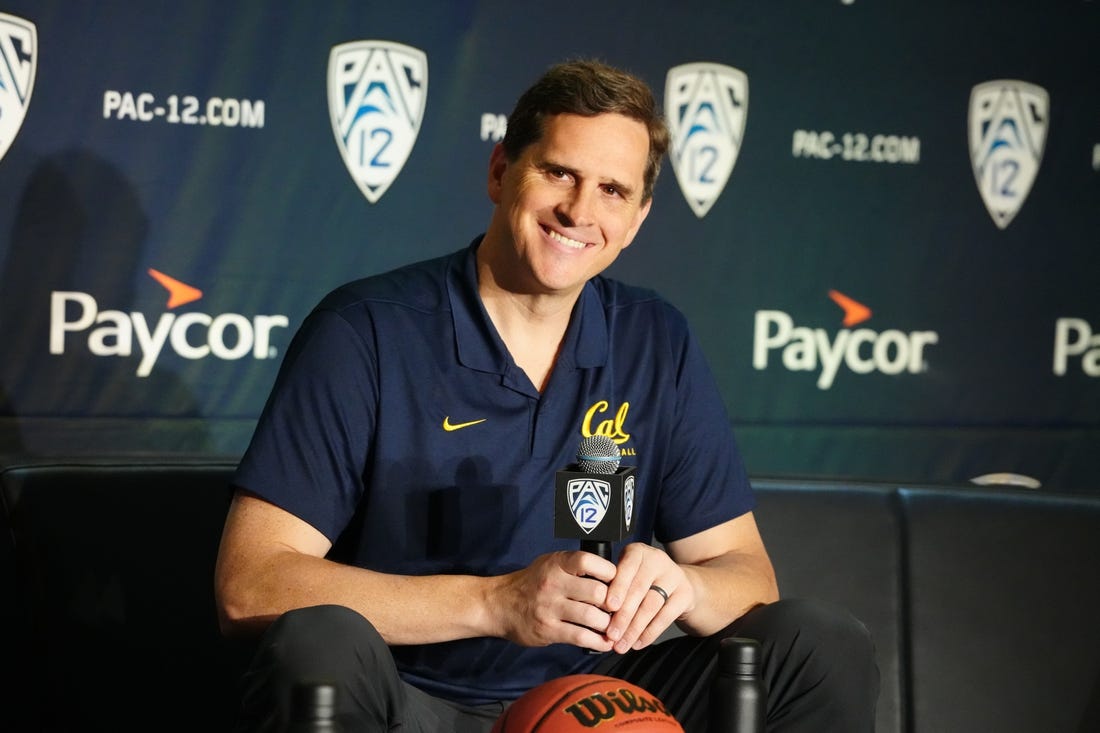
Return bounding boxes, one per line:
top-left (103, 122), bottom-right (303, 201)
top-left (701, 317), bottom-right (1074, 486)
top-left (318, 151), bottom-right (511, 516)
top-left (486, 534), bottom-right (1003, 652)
top-left (476, 242), bottom-right (580, 392)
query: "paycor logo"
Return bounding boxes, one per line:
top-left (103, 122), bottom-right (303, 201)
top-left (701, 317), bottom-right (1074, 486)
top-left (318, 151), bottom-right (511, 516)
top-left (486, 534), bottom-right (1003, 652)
top-left (49, 269), bottom-right (289, 377)
top-left (1053, 318), bottom-right (1099, 376)
top-left (753, 290), bottom-right (939, 390)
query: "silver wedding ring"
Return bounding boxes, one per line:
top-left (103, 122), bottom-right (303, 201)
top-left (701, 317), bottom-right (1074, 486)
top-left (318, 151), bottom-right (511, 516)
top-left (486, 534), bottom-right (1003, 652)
top-left (649, 584), bottom-right (670, 603)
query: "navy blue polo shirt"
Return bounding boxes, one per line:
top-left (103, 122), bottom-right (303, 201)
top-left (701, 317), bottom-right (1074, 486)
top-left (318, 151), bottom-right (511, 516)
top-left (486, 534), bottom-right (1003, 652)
top-left (234, 238), bottom-right (754, 705)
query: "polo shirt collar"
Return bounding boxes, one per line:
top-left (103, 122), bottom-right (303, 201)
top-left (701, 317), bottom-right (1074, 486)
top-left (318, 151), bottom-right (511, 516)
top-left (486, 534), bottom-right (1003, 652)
top-left (447, 238), bottom-right (609, 375)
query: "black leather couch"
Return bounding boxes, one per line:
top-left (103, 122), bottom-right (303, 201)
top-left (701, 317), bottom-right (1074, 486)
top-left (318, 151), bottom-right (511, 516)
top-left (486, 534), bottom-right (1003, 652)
top-left (2, 458), bottom-right (1098, 732)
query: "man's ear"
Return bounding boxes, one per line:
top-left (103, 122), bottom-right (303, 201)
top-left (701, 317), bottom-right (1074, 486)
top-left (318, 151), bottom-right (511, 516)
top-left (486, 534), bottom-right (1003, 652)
top-left (487, 143), bottom-right (509, 204)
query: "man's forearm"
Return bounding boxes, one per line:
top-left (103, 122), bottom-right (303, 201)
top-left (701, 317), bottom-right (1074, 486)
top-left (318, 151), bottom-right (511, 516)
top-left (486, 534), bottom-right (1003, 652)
top-left (676, 550), bottom-right (780, 637)
top-left (217, 550), bottom-right (501, 644)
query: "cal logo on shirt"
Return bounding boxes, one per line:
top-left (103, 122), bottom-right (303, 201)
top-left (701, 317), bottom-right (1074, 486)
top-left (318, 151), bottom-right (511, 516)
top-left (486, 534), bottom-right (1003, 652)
top-left (581, 400), bottom-right (632, 451)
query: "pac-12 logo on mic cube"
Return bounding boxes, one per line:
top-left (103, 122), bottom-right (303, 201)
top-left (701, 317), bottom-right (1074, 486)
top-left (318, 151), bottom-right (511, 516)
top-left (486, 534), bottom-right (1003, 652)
top-left (554, 436), bottom-right (636, 552)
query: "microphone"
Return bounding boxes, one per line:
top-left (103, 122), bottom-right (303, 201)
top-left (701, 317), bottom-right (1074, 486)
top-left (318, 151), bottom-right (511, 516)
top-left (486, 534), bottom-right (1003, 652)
top-left (554, 435), bottom-right (637, 561)
top-left (576, 434), bottom-right (621, 474)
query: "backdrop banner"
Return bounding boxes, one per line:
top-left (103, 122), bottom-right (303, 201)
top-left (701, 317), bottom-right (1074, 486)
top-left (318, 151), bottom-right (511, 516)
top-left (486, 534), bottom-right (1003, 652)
top-left (0, 1), bottom-right (1096, 491)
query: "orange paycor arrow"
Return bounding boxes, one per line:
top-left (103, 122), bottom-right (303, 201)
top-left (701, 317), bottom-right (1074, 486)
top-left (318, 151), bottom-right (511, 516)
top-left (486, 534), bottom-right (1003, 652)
top-left (148, 268), bottom-right (203, 309)
top-left (827, 289), bottom-right (872, 327)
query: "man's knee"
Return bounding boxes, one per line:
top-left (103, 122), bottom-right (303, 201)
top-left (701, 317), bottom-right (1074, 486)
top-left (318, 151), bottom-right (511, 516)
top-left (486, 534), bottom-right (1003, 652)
top-left (265, 604), bottom-right (391, 679)
top-left (756, 598), bottom-right (871, 648)
top-left (270, 604), bottom-right (378, 642)
top-left (737, 599), bottom-right (879, 722)
top-left (240, 605), bottom-right (403, 732)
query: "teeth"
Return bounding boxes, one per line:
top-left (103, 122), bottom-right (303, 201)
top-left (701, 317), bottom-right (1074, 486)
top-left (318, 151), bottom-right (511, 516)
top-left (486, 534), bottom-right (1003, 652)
top-left (547, 229), bottom-right (586, 249)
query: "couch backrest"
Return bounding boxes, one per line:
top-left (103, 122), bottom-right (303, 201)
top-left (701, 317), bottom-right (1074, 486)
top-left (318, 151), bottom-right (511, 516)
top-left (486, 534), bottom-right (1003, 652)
top-left (3, 462), bottom-right (1098, 733)
top-left (900, 487), bottom-right (1100, 733)
top-left (754, 479), bottom-right (1100, 733)
top-left (0, 460), bottom-right (247, 731)
top-left (753, 481), bottom-right (905, 733)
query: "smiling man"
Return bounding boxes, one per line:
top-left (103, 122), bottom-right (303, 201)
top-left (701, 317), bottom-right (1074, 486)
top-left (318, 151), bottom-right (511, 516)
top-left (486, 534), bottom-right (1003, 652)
top-left (215, 60), bottom-right (878, 733)
top-left (478, 110), bottom-right (653, 392)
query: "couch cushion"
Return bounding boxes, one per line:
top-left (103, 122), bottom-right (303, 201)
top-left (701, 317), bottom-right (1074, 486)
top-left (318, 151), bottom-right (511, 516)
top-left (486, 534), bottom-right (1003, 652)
top-left (0, 459), bottom-right (247, 731)
top-left (902, 486), bottom-right (1100, 733)
top-left (753, 480), bottom-right (904, 733)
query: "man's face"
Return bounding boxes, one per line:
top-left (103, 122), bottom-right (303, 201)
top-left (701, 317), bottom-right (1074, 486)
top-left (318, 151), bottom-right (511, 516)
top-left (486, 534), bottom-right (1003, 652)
top-left (486, 113), bottom-right (652, 297)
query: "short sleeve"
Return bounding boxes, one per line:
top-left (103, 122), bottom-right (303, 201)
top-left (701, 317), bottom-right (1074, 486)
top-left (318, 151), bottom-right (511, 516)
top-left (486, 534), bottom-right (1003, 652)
top-left (233, 307), bottom-right (379, 541)
top-left (652, 312), bottom-right (755, 544)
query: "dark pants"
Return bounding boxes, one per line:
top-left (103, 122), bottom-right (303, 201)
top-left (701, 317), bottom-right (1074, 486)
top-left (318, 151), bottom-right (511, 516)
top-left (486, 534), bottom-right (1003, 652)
top-left (235, 599), bottom-right (878, 733)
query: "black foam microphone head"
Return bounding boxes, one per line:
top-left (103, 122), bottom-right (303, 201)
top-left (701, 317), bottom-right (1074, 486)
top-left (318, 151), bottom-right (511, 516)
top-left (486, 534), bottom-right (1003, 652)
top-left (576, 434), bottom-right (621, 474)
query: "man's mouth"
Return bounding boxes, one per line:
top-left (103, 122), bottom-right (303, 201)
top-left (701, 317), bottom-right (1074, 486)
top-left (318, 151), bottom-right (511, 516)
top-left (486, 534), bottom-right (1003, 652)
top-left (545, 227), bottom-right (587, 250)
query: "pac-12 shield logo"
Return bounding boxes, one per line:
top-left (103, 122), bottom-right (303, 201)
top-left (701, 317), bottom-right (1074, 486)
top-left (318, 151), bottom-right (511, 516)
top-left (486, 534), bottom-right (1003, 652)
top-left (568, 478), bottom-right (611, 534)
top-left (623, 475), bottom-right (635, 532)
top-left (327, 40), bottom-right (427, 204)
top-left (0, 13), bottom-right (36, 165)
top-left (665, 63), bottom-right (748, 218)
top-left (968, 80), bottom-right (1049, 230)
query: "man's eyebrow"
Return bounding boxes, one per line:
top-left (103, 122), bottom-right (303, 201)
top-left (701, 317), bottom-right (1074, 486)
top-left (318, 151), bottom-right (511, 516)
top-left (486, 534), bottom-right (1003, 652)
top-left (605, 177), bottom-right (638, 200)
top-left (537, 159), bottom-right (638, 200)
top-left (536, 158), bottom-right (577, 177)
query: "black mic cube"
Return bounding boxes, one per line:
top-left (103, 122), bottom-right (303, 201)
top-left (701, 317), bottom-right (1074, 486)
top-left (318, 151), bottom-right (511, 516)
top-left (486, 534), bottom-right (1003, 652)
top-left (554, 465), bottom-right (637, 545)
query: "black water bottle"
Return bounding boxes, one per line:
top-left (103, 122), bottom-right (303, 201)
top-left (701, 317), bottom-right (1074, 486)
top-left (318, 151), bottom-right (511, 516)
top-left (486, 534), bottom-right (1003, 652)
top-left (710, 637), bottom-right (764, 733)
top-left (287, 682), bottom-right (339, 732)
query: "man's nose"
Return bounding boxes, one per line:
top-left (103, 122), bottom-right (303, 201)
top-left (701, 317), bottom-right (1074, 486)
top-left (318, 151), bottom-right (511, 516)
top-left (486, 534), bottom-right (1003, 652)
top-left (556, 186), bottom-right (597, 227)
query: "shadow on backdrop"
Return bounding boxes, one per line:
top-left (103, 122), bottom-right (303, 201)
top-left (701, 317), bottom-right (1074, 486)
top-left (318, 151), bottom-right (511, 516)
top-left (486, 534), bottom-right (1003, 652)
top-left (0, 148), bottom-right (209, 456)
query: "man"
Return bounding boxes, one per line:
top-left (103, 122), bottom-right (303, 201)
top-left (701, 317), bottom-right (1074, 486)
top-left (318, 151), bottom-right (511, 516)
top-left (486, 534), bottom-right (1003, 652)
top-left (215, 59), bottom-right (878, 732)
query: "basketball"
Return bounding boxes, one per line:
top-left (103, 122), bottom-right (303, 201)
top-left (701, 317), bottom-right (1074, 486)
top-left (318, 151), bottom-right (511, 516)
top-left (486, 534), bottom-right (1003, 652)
top-left (492, 674), bottom-right (684, 733)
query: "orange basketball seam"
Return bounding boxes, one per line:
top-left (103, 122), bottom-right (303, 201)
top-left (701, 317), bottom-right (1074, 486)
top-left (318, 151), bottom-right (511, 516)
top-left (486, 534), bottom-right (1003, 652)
top-left (532, 679), bottom-right (604, 731)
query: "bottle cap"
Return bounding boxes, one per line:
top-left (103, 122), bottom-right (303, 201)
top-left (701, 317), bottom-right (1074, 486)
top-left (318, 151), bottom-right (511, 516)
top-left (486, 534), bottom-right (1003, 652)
top-left (717, 637), bottom-right (761, 675)
top-left (292, 682), bottom-right (337, 720)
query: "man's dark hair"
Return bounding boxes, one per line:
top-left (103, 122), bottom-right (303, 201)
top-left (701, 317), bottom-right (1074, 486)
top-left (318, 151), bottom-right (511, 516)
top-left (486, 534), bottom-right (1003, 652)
top-left (502, 60), bottom-right (670, 203)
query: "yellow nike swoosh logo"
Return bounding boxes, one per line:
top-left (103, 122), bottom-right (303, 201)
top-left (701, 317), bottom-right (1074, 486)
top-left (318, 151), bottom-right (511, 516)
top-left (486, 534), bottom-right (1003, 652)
top-left (442, 416), bottom-right (487, 432)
